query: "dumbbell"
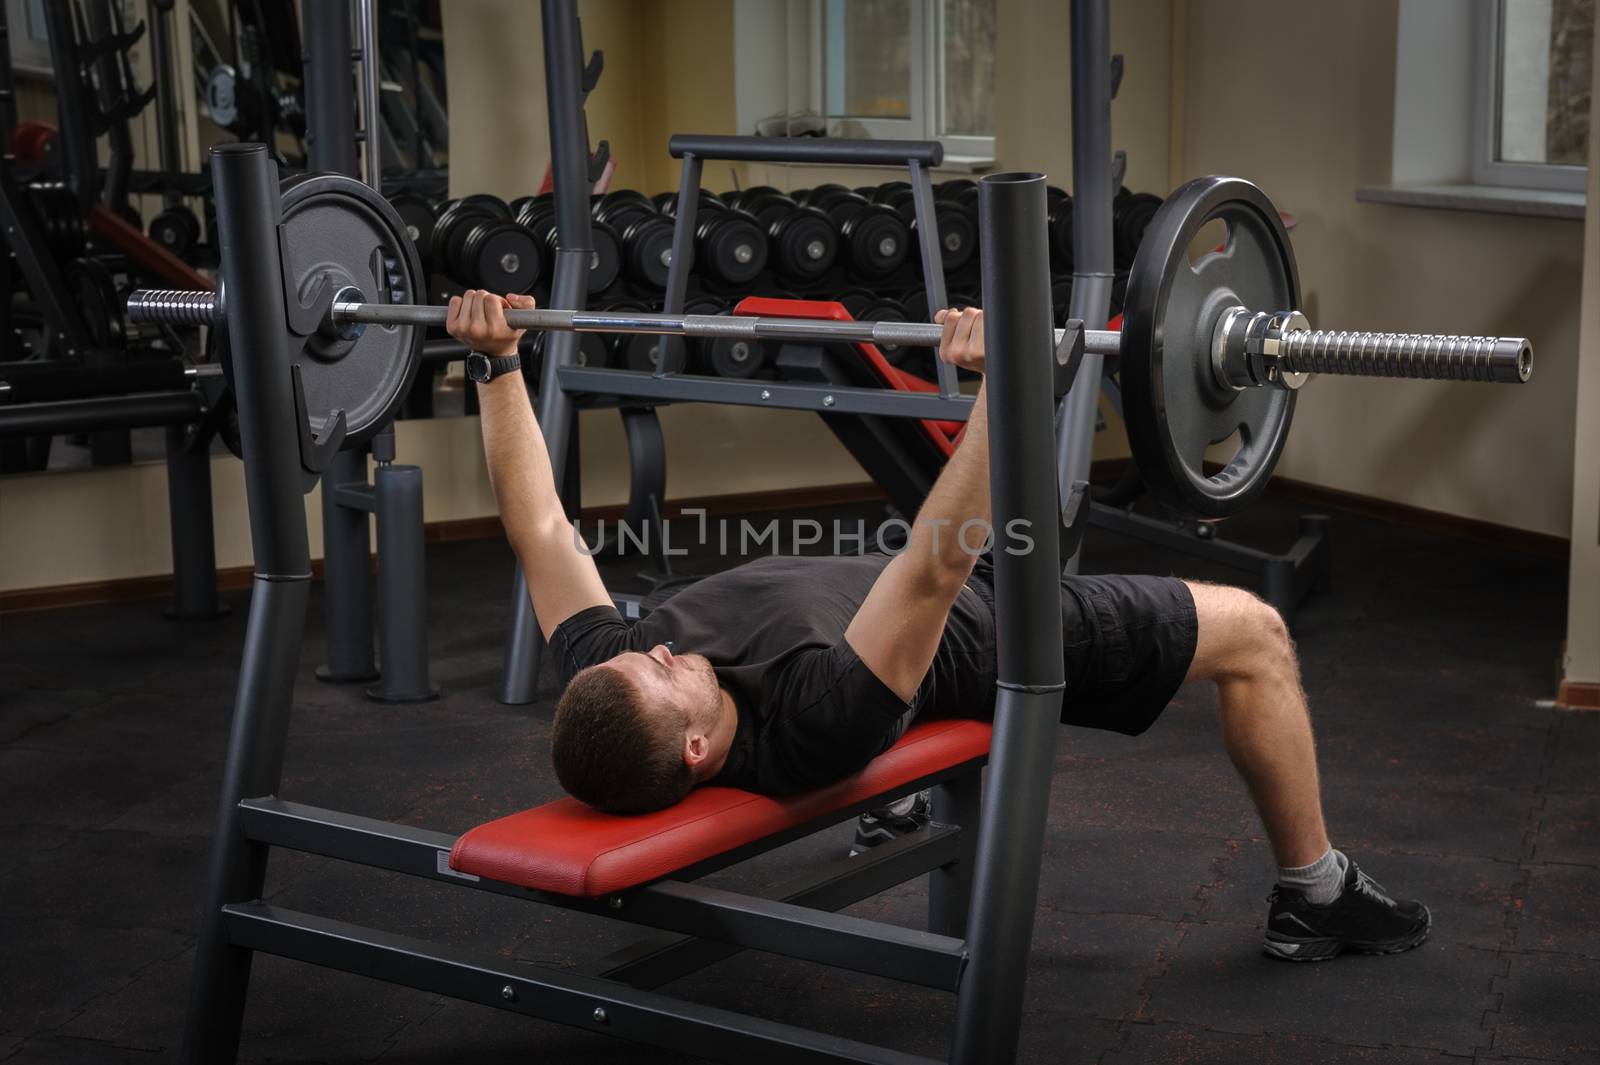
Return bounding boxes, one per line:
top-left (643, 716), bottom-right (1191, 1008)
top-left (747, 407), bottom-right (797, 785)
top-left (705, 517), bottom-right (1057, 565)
top-left (614, 296), bottom-right (725, 374)
top-left (149, 204), bottom-right (203, 259)
top-left (872, 185), bottom-right (978, 274)
top-left (529, 324), bottom-right (610, 371)
top-left (703, 299), bottom-right (770, 379)
top-left (683, 203), bottom-right (769, 288)
top-left (1113, 190), bottom-right (1163, 271)
top-left (736, 189), bottom-right (841, 283)
top-left (1051, 277), bottom-right (1074, 327)
top-left (593, 192), bottom-right (675, 290)
top-left (432, 194), bottom-right (543, 292)
top-left (655, 188), bottom-right (726, 215)
top-left (720, 186), bottom-right (781, 211)
top-left (679, 296), bottom-right (729, 374)
top-left (601, 298), bottom-right (657, 370)
top-left (516, 199), bottom-right (623, 296)
top-left (1048, 188), bottom-right (1074, 273)
top-left (935, 178), bottom-right (978, 201)
top-left (802, 189), bottom-right (910, 279)
top-left (387, 191), bottom-right (438, 270)
top-left (829, 286), bottom-right (917, 364)
top-left (27, 182), bottom-right (87, 262)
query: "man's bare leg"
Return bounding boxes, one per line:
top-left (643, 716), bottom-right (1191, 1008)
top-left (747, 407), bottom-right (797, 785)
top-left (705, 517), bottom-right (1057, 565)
top-left (1182, 581), bottom-right (1329, 868)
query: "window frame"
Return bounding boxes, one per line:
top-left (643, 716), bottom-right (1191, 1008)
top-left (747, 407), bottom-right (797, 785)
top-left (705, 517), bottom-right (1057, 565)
top-left (805, 0), bottom-right (995, 161)
top-left (1471, 0), bottom-right (1589, 193)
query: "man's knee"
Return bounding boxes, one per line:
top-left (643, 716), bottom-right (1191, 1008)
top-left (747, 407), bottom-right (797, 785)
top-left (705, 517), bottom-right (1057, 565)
top-left (1187, 582), bottom-right (1297, 682)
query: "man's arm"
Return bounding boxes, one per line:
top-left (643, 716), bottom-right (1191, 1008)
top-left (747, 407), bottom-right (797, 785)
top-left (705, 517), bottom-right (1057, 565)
top-left (448, 290), bottom-right (610, 639)
top-left (845, 308), bottom-right (991, 702)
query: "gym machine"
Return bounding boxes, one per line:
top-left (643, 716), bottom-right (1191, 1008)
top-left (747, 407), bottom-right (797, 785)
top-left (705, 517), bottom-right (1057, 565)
top-left (0, 0), bottom-right (224, 619)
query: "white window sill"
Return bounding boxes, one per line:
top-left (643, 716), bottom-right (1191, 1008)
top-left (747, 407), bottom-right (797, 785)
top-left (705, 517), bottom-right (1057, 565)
top-left (935, 155), bottom-right (996, 173)
top-left (1355, 183), bottom-right (1585, 221)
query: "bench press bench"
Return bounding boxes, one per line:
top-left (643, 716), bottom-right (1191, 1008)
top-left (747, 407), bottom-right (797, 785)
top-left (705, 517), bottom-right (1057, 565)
top-left (449, 719), bottom-right (991, 898)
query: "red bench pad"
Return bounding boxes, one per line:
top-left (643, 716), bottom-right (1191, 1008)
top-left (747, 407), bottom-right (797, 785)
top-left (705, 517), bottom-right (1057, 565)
top-left (449, 719), bottom-right (992, 897)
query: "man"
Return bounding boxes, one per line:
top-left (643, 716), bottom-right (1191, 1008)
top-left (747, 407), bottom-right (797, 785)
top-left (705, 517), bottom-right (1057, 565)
top-left (449, 289), bottom-right (1430, 963)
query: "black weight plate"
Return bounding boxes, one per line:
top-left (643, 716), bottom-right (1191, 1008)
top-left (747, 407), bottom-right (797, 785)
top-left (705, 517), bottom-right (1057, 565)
top-left (465, 220), bottom-right (542, 292)
top-left (697, 211), bottom-right (767, 286)
top-left (935, 178), bottom-right (976, 201)
top-left (934, 202), bottom-right (977, 272)
top-left (278, 173), bottom-right (424, 449)
top-left (708, 331), bottom-right (767, 378)
top-left (843, 205), bottom-right (909, 276)
top-left (65, 258), bottom-right (124, 348)
top-left (620, 214), bottom-right (674, 289)
top-left (388, 192), bottom-right (437, 265)
top-left (770, 207), bottom-right (839, 281)
top-left (1118, 176), bottom-right (1298, 519)
top-left (150, 205), bottom-right (201, 258)
top-left (587, 221), bottom-right (623, 294)
top-left (460, 192), bottom-right (513, 220)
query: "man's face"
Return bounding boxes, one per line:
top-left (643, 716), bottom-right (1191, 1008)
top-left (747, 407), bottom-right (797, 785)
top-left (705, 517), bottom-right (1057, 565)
top-left (606, 644), bottom-right (720, 726)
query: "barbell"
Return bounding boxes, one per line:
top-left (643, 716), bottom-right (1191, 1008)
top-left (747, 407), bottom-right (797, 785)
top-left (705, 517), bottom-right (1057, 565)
top-left (123, 173), bottom-right (1533, 519)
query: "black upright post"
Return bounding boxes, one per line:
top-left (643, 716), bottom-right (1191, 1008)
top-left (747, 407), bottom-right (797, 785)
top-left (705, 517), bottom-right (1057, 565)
top-left (367, 434), bottom-right (439, 703)
top-left (304, 0), bottom-right (378, 683)
top-left (303, 0), bottom-right (360, 176)
top-left (179, 143), bottom-right (316, 1065)
top-left (147, 0), bottom-right (182, 207)
top-left (1055, 0), bottom-right (1114, 573)
top-left (163, 424), bottom-right (226, 619)
top-left (501, 0), bottom-right (594, 705)
top-left (948, 173), bottom-right (1065, 1065)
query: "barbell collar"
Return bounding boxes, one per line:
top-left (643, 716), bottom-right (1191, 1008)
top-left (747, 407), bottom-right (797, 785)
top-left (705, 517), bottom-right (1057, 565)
top-left (124, 287), bottom-right (1533, 385)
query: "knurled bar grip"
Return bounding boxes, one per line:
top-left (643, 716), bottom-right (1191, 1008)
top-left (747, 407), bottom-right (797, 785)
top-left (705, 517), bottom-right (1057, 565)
top-left (124, 288), bottom-right (1532, 384)
top-left (1280, 331), bottom-right (1531, 384)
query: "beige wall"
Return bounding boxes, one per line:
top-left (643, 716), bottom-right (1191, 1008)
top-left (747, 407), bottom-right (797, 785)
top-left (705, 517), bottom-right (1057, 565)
top-left (1562, 27), bottom-right (1600, 695)
top-left (5, 0), bottom-right (1591, 594)
top-left (1178, 1), bottom-right (1584, 538)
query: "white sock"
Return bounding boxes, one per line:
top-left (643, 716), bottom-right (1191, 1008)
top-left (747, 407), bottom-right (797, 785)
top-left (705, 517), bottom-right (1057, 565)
top-left (1277, 847), bottom-right (1347, 906)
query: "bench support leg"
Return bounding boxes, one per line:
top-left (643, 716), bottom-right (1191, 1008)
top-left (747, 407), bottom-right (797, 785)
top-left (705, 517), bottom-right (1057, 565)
top-left (928, 771), bottom-right (981, 938)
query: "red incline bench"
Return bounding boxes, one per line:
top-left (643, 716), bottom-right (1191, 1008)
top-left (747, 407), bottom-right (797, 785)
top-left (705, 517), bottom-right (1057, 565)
top-left (451, 719), bottom-right (992, 896)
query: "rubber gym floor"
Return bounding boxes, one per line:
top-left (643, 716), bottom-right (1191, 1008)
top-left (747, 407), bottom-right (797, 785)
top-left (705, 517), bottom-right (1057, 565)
top-left (2, 493), bottom-right (1595, 1065)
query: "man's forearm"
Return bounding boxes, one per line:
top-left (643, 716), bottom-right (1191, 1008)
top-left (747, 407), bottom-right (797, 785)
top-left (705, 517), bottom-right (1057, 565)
top-left (907, 380), bottom-right (991, 573)
top-left (477, 373), bottom-right (567, 543)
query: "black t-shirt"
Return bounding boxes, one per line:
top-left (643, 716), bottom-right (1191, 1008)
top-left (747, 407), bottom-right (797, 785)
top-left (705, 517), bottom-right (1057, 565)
top-left (549, 553), bottom-right (997, 795)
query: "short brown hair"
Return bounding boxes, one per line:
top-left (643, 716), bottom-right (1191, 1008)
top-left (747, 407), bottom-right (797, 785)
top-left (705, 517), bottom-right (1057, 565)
top-left (551, 664), bottom-right (694, 815)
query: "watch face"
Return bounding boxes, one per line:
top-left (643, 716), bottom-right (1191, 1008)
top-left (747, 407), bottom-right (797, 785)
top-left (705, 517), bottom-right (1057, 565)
top-left (466, 353), bottom-right (490, 383)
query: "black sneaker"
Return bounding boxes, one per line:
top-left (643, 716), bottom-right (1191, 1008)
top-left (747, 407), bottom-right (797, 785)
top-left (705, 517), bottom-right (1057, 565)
top-left (1263, 857), bottom-right (1431, 962)
top-left (849, 790), bottom-right (931, 857)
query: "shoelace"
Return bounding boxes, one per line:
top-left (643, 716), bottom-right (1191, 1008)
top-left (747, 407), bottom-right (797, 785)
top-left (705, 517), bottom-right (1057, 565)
top-left (1351, 868), bottom-right (1398, 908)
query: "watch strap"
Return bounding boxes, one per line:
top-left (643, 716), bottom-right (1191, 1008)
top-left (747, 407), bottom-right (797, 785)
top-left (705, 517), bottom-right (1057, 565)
top-left (473, 351), bottom-right (522, 380)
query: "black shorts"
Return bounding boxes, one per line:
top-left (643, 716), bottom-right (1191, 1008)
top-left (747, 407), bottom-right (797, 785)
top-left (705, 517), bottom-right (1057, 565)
top-left (968, 565), bottom-right (1197, 737)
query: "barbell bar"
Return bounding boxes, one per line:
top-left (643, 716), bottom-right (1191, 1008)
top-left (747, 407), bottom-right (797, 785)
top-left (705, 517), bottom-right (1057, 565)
top-left (125, 289), bottom-right (1532, 387)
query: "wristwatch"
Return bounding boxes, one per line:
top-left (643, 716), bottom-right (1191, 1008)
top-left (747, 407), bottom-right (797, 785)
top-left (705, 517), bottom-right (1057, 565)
top-left (465, 351), bottom-right (522, 384)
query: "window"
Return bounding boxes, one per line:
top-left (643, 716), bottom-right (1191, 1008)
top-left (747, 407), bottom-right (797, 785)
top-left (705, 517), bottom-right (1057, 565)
top-left (809, 0), bottom-right (996, 160)
top-left (4, 0), bottom-right (53, 76)
top-left (1474, 0), bottom-right (1593, 192)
